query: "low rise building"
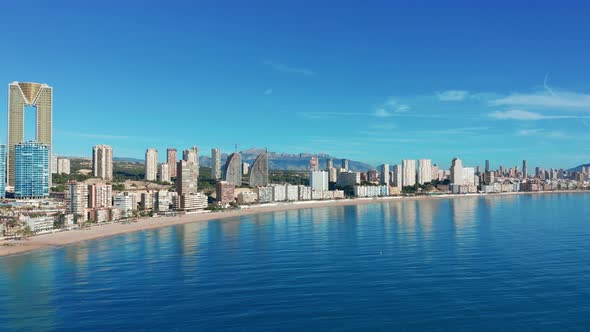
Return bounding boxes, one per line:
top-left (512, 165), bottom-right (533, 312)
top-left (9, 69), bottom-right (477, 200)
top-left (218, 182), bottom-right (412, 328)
top-left (216, 181), bottom-right (235, 205)
top-left (272, 185), bottom-right (286, 202)
top-left (237, 191), bottom-right (257, 204)
top-left (256, 186), bottom-right (273, 203)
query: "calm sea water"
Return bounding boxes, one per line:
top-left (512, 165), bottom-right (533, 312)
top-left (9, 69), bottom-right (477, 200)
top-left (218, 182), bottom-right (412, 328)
top-left (1, 193), bottom-right (590, 331)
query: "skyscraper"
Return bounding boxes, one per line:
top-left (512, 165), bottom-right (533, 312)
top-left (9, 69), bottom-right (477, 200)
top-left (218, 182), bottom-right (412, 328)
top-left (57, 158), bottom-right (70, 175)
top-left (379, 164), bottom-right (390, 185)
top-left (393, 164), bottom-right (402, 189)
top-left (450, 158), bottom-right (464, 185)
top-left (159, 163), bottom-right (170, 183)
top-left (341, 159), bottom-right (349, 170)
top-left (0, 145), bottom-right (5, 198)
top-left (249, 152), bottom-right (269, 187)
top-left (166, 148), bottom-right (177, 178)
top-left (402, 160), bottom-right (416, 187)
top-left (310, 171), bottom-right (329, 192)
top-left (176, 160), bottom-right (199, 195)
top-left (92, 145), bottom-right (113, 180)
top-left (14, 141), bottom-right (50, 198)
top-left (485, 160), bottom-right (490, 173)
top-left (326, 158), bottom-right (333, 170)
top-left (222, 152), bottom-right (242, 186)
top-left (183, 149), bottom-right (197, 163)
top-left (310, 156), bottom-right (319, 171)
top-left (67, 182), bottom-right (88, 221)
top-left (522, 160), bottom-right (528, 178)
top-left (88, 183), bottom-right (113, 208)
top-left (8, 82), bottom-right (53, 186)
top-left (211, 148), bottom-right (221, 180)
top-left (145, 148), bottom-right (158, 181)
top-left (417, 159), bottom-right (432, 185)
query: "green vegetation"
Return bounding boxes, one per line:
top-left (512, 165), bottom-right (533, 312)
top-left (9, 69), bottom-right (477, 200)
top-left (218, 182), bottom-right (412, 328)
top-left (52, 173), bottom-right (91, 184)
top-left (113, 162), bottom-right (145, 181)
top-left (269, 170), bottom-right (309, 185)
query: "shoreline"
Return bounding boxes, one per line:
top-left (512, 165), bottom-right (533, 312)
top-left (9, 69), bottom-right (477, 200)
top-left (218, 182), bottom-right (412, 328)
top-left (1, 190), bottom-right (587, 258)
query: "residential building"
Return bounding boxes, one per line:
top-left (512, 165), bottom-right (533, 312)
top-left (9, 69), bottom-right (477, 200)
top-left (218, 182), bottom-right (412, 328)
top-left (417, 159), bottom-right (432, 185)
top-left (67, 182), bottom-right (88, 221)
top-left (140, 192), bottom-right (153, 210)
top-left (178, 193), bottom-right (207, 210)
top-left (522, 160), bottom-right (528, 178)
top-left (326, 158), bottom-right (333, 169)
top-left (114, 192), bottom-right (134, 216)
top-left (92, 145), bottom-right (113, 180)
top-left (145, 148), bottom-right (158, 181)
top-left (379, 164), bottom-right (390, 185)
top-left (222, 152), bottom-right (242, 186)
top-left (242, 162), bottom-right (250, 175)
top-left (51, 154), bottom-right (58, 174)
top-left (393, 165), bottom-right (402, 189)
top-left (155, 190), bottom-right (174, 212)
top-left (176, 160), bottom-right (198, 195)
top-left (14, 141), bottom-right (50, 198)
top-left (310, 171), bottom-right (329, 191)
top-left (57, 158), bottom-right (70, 175)
top-left (211, 148), bottom-right (221, 180)
top-left (463, 167), bottom-right (476, 186)
top-left (0, 145), bottom-right (5, 197)
top-left (450, 158), bottom-right (464, 185)
top-left (7, 82), bottom-right (52, 186)
top-left (216, 181), bottom-right (235, 205)
top-left (159, 163), bottom-right (170, 183)
top-left (88, 183), bottom-right (112, 208)
top-left (237, 191), bottom-right (258, 204)
top-left (166, 148), bottom-right (177, 178)
top-left (341, 159), bottom-right (349, 170)
top-left (182, 149), bottom-right (197, 163)
top-left (337, 172), bottom-right (360, 187)
top-left (249, 152), bottom-right (269, 186)
top-left (402, 159), bottom-right (416, 187)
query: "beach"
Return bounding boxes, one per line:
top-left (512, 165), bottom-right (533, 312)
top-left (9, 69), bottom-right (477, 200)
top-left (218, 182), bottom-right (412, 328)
top-left (1, 190), bottom-right (586, 257)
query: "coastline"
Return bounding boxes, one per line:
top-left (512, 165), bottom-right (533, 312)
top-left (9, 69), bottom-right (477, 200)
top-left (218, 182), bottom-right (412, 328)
top-left (1, 190), bottom-right (586, 258)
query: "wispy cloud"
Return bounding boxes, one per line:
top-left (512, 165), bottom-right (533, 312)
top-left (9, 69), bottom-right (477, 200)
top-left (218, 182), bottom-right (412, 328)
top-left (58, 131), bottom-right (152, 141)
top-left (264, 88), bottom-right (273, 95)
top-left (516, 129), bottom-right (572, 139)
top-left (436, 90), bottom-right (469, 101)
top-left (374, 98), bottom-right (410, 117)
top-left (264, 61), bottom-right (315, 76)
top-left (492, 90), bottom-right (590, 109)
top-left (488, 109), bottom-right (583, 120)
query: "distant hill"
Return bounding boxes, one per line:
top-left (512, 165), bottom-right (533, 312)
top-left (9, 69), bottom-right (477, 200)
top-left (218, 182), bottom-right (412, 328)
top-left (199, 148), bottom-right (374, 171)
top-left (114, 157), bottom-right (144, 163)
top-left (568, 163), bottom-right (590, 172)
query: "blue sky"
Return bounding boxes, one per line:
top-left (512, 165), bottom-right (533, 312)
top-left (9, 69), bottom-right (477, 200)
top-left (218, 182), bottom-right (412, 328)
top-left (1, 0), bottom-right (590, 169)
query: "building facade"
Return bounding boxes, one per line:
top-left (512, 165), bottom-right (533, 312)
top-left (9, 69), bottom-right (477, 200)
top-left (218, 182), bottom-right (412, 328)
top-left (249, 152), bottom-right (269, 187)
top-left (145, 148), bottom-right (158, 181)
top-left (88, 183), bottom-right (113, 208)
top-left (222, 152), bottom-right (242, 186)
top-left (14, 141), bottom-right (50, 198)
top-left (402, 159), bottom-right (416, 187)
top-left (176, 160), bottom-right (198, 195)
top-left (211, 148), bottom-right (221, 180)
top-left (417, 159), bottom-right (432, 185)
top-left (92, 145), bottom-right (113, 180)
top-left (7, 82), bottom-right (52, 186)
top-left (166, 148), bottom-right (177, 178)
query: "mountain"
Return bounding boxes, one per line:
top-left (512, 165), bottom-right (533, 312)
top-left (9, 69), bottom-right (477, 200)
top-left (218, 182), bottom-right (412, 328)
top-left (568, 163), bottom-right (590, 172)
top-left (199, 148), bottom-right (374, 171)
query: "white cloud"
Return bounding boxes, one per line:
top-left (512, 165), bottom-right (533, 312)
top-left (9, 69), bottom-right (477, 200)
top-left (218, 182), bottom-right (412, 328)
top-left (516, 129), bottom-right (570, 139)
top-left (374, 108), bottom-right (393, 117)
top-left (264, 61), bottom-right (315, 76)
top-left (436, 90), bottom-right (469, 101)
top-left (488, 110), bottom-right (579, 120)
top-left (492, 90), bottom-right (590, 109)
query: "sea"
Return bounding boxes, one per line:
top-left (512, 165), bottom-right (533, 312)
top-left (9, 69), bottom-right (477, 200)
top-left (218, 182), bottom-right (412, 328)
top-left (1, 193), bottom-right (590, 331)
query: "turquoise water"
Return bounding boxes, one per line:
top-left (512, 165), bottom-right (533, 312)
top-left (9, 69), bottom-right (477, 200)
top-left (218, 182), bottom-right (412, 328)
top-left (1, 193), bottom-right (590, 331)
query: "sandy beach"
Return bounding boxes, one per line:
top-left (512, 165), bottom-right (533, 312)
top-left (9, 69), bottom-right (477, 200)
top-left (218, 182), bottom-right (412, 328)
top-left (1, 190), bottom-right (587, 257)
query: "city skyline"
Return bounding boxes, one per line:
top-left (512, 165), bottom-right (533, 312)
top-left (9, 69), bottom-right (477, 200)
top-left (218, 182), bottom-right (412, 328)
top-left (1, 1), bottom-right (590, 169)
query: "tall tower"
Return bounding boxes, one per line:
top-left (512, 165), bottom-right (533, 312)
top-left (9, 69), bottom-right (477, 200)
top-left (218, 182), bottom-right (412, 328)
top-left (417, 159), bottom-right (432, 185)
top-left (92, 145), bottom-right (113, 180)
top-left (522, 160), bottom-right (528, 179)
top-left (379, 164), bottom-right (390, 185)
top-left (166, 148), bottom-right (177, 178)
top-left (450, 158), bottom-right (464, 185)
top-left (211, 148), bottom-right (221, 180)
top-left (7, 82), bottom-right (53, 186)
top-left (401, 159), bottom-right (416, 187)
top-left (145, 148), bottom-right (158, 181)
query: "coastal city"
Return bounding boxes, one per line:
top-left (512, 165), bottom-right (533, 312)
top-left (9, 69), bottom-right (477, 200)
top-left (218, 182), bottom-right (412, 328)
top-left (0, 81), bottom-right (589, 239)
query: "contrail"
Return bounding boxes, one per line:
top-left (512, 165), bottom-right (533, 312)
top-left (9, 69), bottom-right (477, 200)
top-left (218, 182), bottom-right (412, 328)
top-left (544, 72), bottom-right (555, 96)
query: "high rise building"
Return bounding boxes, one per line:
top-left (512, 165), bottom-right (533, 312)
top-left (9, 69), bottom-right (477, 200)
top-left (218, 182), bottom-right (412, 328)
top-left (145, 148), bottom-right (158, 181)
top-left (310, 171), bottom-right (329, 192)
top-left (14, 141), bottom-right (50, 198)
top-left (310, 157), bottom-right (319, 171)
top-left (393, 165), bottom-right (402, 189)
top-left (211, 148), bottom-right (221, 180)
top-left (176, 160), bottom-right (199, 196)
top-left (88, 183), bottom-right (113, 208)
top-left (67, 182), bottom-right (88, 221)
top-left (57, 158), bottom-right (70, 175)
top-left (166, 148), bottom-right (177, 178)
top-left (159, 163), bottom-right (170, 183)
top-left (182, 149), bottom-right (197, 163)
top-left (0, 145), bottom-right (5, 198)
top-left (242, 162), bottom-right (250, 175)
top-left (522, 160), bottom-right (528, 178)
top-left (417, 159), bottom-right (432, 185)
top-left (222, 152), bottom-right (242, 186)
top-left (450, 158), bottom-right (464, 185)
top-left (402, 160), bottom-right (416, 187)
top-left (485, 160), bottom-right (490, 173)
top-left (92, 145), bottom-right (113, 180)
top-left (216, 181), bottom-right (235, 205)
top-left (249, 152), bottom-right (269, 187)
top-left (463, 167), bottom-right (476, 186)
top-left (8, 82), bottom-right (53, 186)
top-left (379, 164), bottom-right (390, 185)
top-left (326, 158), bottom-right (333, 170)
top-left (431, 164), bottom-right (440, 181)
top-left (51, 154), bottom-right (58, 174)
top-left (341, 159), bottom-right (349, 170)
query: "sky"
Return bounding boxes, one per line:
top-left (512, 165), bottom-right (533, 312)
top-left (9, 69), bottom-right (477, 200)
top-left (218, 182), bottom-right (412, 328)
top-left (1, 0), bottom-right (590, 169)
